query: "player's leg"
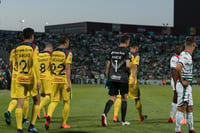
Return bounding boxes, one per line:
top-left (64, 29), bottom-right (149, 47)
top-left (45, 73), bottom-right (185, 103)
top-left (102, 82), bottom-right (117, 126)
top-left (61, 83), bottom-right (71, 128)
top-left (129, 82), bottom-right (147, 121)
top-left (40, 94), bottom-right (50, 117)
top-left (7, 99), bottom-right (17, 113)
top-left (45, 83), bottom-right (60, 130)
top-left (16, 98), bottom-right (25, 133)
top-left (4, 99), bottom-right (17, 125)
top-left (113, 94), bottom-right (121, 122)
top-left (38, 79), bottom-right (51, 119)
top-left (4, 79), bottom-right (17, 125)
top-left (186, 106), bottom-right (196, 133)
top-left (186, 85), bottom-right (196, 133)
top-left (120, 82), bottom-right (129, 125)
top-left (175, 82), bottom-right (187, 133)
top-left (23, 96), bottom-right (29, 124)
top-left (169, 90), bottom-right (177, 123)
top-left (15, 83), bottom-right (26, 133)
top-left (37, 79), bottom-right (45, 119)
top-left (27, 84), bottom-right (40, 133)
top-left (169, 79), bottom-right (177, 123)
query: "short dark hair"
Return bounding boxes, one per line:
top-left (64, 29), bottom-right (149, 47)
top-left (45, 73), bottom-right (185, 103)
top-left (185, 36), bottom-right (196, 46)
top-left (18, 32), bottom-right (24, 41)
top-left (120, 35), bottom-right (130, 43)
top-left (59, 34), bottom-right (69, 44)
top-left (130, 42), bottom-right (139, 48)
top-left (23, 28), bottom-right (34, 39)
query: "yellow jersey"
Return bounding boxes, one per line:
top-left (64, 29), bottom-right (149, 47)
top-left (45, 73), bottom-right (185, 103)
top-left (15, 42), bottom-right (40, 84)
top-left (39, 51), bottom-right (52, 80)
top-left (51, 48), bottom-right (72, 83)
top-left (131, 52), bottom-right (140, 66)
top-left (9, 49), bottom-right (17, 80)
top-left (129, 52), bottom-right (140, 83)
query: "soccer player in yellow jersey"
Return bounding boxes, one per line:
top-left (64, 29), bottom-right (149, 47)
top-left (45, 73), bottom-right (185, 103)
top-left (37, 42), bottom-right (53, 119)
top-left (113, 43), bottom-right (147, 122)
top-left (129, 42), bottom-right (147, 121)
top-left (15, 28), bottom-right (40, 133)
top-left (45, 34), bottom-right (72, 130)
top-left (4, 34), bottom-right (30, 125)
top-left (4, 49), bottom-right (18, 125)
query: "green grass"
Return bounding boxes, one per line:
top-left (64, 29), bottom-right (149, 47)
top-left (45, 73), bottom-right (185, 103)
top-left (0, 85), bottom-right (200, 133)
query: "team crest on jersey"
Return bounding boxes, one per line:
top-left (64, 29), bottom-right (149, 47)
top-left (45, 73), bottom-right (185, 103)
top-left (184, 57), bottom-right (188, 60)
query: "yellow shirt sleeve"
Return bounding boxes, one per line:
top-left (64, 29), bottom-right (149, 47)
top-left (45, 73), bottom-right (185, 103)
top-left (9, 49), bottom-right (14, 63)
top-left (132, 55), bottom-right (140, 65)
top-left (65, 52), bottom-right (72, 64)
top-left (32, 46), bottom-right (40, 83)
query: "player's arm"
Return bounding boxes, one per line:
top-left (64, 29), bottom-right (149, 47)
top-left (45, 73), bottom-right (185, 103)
top-left (171, 68), bottom-right (177, 89)
top-left (130, 55), bottom-right (139, 86)
top-left (65, 52), bottom-right (72, 92)
top-left (126, 59), bottom-right (130, 71)
top-left (33, 46), bottom-right (41, 89)
top-left (9, 49), bottom-right (14, 70)
top-left (130, 64), bottom-right (137, 85)
top-left (65, 63), bottom-right (71, 91)
top-left (106, 60), bottom-right (110, 78)
top-left (175, 63), bottom-right (189, 86)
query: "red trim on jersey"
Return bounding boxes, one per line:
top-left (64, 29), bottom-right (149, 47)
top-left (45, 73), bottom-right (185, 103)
top-left (173, 54), bottom-right (179, 59)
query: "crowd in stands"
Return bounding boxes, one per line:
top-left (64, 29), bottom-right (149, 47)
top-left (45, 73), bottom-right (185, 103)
top-left (0, 30), bottom-right (200, 88)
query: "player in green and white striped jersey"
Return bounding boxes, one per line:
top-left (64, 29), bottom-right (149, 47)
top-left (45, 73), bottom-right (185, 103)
top-left (175, 36), bottom-right (197, 133)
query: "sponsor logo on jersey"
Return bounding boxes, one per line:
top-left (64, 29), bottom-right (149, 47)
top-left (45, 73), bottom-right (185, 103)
top-left (111, 75), bottom-right (121, 80)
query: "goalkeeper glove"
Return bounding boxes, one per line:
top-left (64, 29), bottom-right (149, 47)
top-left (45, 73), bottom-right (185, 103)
top-left (105, 78), bottom-right (110, 89)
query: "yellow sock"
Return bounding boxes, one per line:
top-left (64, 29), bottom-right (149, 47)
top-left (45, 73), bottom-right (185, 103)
top-left (40, 95), bottom-right (50, 115)
top-left (114, 95), bottom-right (121, 117)
top-left (40, 96), bottom-right (46, 115)
top-left (8, 99), bottom-right (17, 113)
top-left (42, 106), bottom-right (47, 116)
top-left (31, 105), bottom-right (39, 125)
top-left (62, 100), bottom-right (70, 124)
top-left (23, 97), bottom-right (29, 119)
top-left (47, 101), bottom-right (58, 117)
top-left (15, 108), bottom-right (23, 130)
top-left (135, 99), bottom-right (142, 118)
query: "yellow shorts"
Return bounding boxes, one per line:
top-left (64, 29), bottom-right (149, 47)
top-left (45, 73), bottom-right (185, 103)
top-left (40, 79), bottom-right (52, 94)
top-left (15, 83), bottom-right (38, 98)
top-left (10, 79), bottom-right (17, 98)
top-left (51, 83), bottom-right (70, 102)
top-left (128, 82), bottom-right (140, 99)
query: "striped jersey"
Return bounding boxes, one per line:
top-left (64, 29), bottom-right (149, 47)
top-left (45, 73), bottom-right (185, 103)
top-left (178, 51), bottom-right (193, 81)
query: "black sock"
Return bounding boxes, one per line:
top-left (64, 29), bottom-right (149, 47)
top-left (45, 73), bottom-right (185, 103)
top-left (121, 101), bottom-right (127, 122)
top-left (103, 100), bottom-right (114, 116)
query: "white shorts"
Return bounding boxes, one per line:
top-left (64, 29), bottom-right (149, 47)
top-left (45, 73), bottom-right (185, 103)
top-left (176, 82), bottom-right (193, 106)
top-left (171, 78), bottom-right (175, 91)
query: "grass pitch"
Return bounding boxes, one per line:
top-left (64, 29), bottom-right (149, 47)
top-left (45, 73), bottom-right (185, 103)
top-left (0, 85), bottom-right (200, 133)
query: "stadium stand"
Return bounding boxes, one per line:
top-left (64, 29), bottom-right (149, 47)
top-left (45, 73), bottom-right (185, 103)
top-left (0, 30), bottom-right (200, 87)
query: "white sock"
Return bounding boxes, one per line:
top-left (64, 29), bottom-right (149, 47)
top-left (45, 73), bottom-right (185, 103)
top-left (175, 111), bottom-right (183, 132)
top-left (170, 102), bottom-right (177, 118)
top-left (186, 112), bottom-right (194, 130)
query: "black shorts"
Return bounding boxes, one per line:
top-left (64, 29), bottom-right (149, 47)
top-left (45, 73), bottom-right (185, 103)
top-left (108, 81), bottom-right (129, 96)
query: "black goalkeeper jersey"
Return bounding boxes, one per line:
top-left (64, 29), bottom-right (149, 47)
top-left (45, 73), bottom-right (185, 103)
top-left (107, 47), bottom-right (130, 83)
